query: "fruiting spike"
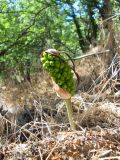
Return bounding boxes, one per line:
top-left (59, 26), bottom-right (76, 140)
top-left (41, 49), bottom-right (76, 130)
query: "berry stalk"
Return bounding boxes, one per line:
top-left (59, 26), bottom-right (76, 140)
top-left (41, 49), bottom-right (76, 130)
top-left (65, 98), bottom-right (76, 130)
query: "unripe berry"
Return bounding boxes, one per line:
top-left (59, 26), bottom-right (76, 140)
top-left (41, 52), bottom-right (75, 96)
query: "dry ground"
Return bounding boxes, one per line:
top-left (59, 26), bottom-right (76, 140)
top-left (0, 48), bottom-right (120, 160)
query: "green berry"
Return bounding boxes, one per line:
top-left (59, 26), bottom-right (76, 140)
top-left (49, 61), bottom-right (54, 66)
top-left (41, 51), bottom-right (75, 96)
top-left (41, 57), bottom-right (46, 63)
top-left (43, 52), bottom-right (48, 59)
top-left (48, 54), bottom-right (54, 60)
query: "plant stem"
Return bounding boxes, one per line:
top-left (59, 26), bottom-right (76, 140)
top-left (65, 98), bottom-right (76, 130)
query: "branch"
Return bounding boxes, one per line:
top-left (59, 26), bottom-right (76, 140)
top-left (0, 10), bottom-right (29, 14)
top-left (0, 6), bottom-right (49, 57)
top-left (71, 49), bottom-right (110, 60)
top-left (101, 12), bottom-right (120, 24)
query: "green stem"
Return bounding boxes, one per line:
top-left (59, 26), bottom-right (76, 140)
top-left (65, 98), bottom-right (76, 130)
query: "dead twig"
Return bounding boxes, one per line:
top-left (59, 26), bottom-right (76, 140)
top-left (46, 142), bottom-right (60, 160)
top-left (71, 50), bottom-right (110, 60)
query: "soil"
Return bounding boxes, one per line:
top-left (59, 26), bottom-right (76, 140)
top-left (0, 49), bottom-right (120, 160)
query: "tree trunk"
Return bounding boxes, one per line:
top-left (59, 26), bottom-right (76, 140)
top-left (66, 0), bottom-right (87, 52)
top-left (99, 0), bottom-right (116, 59)
top-left (99, 0), bottom-right (119, 86)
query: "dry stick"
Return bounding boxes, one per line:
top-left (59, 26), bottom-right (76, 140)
top-left (2, 115), bottom-right (40, 141)
top-left (46, 142), bottom-right (60, 160)
top-left (38, 147), bottom-right (43, 160)
top-left (99, 156), bottom-right (120, 160)
top-left (71, 49), bottom-right (110, 60)
top-left (101, 13), bottom-right (120, 23)
top-left (65, 98), bottom-right (76, 130)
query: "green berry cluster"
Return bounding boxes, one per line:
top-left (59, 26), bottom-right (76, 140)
top-left (41, 52), bottom-right (75, 96)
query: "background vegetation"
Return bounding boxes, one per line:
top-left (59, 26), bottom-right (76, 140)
top-left (0, 0), bottom-right (120, 82)
top-left (0, 1), bottom-right (120, 159)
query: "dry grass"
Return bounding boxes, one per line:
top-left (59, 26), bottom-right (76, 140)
top-left (0, 48), bottom-right (120, 160)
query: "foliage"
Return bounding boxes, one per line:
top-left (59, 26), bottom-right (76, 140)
top-left (0, 0), bottom-right (119, 81)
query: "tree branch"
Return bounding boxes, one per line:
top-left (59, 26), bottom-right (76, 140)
top-left (0, 6), bottom-right (49, 57)
top-left (0, 10), bottom-right (29, 14)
